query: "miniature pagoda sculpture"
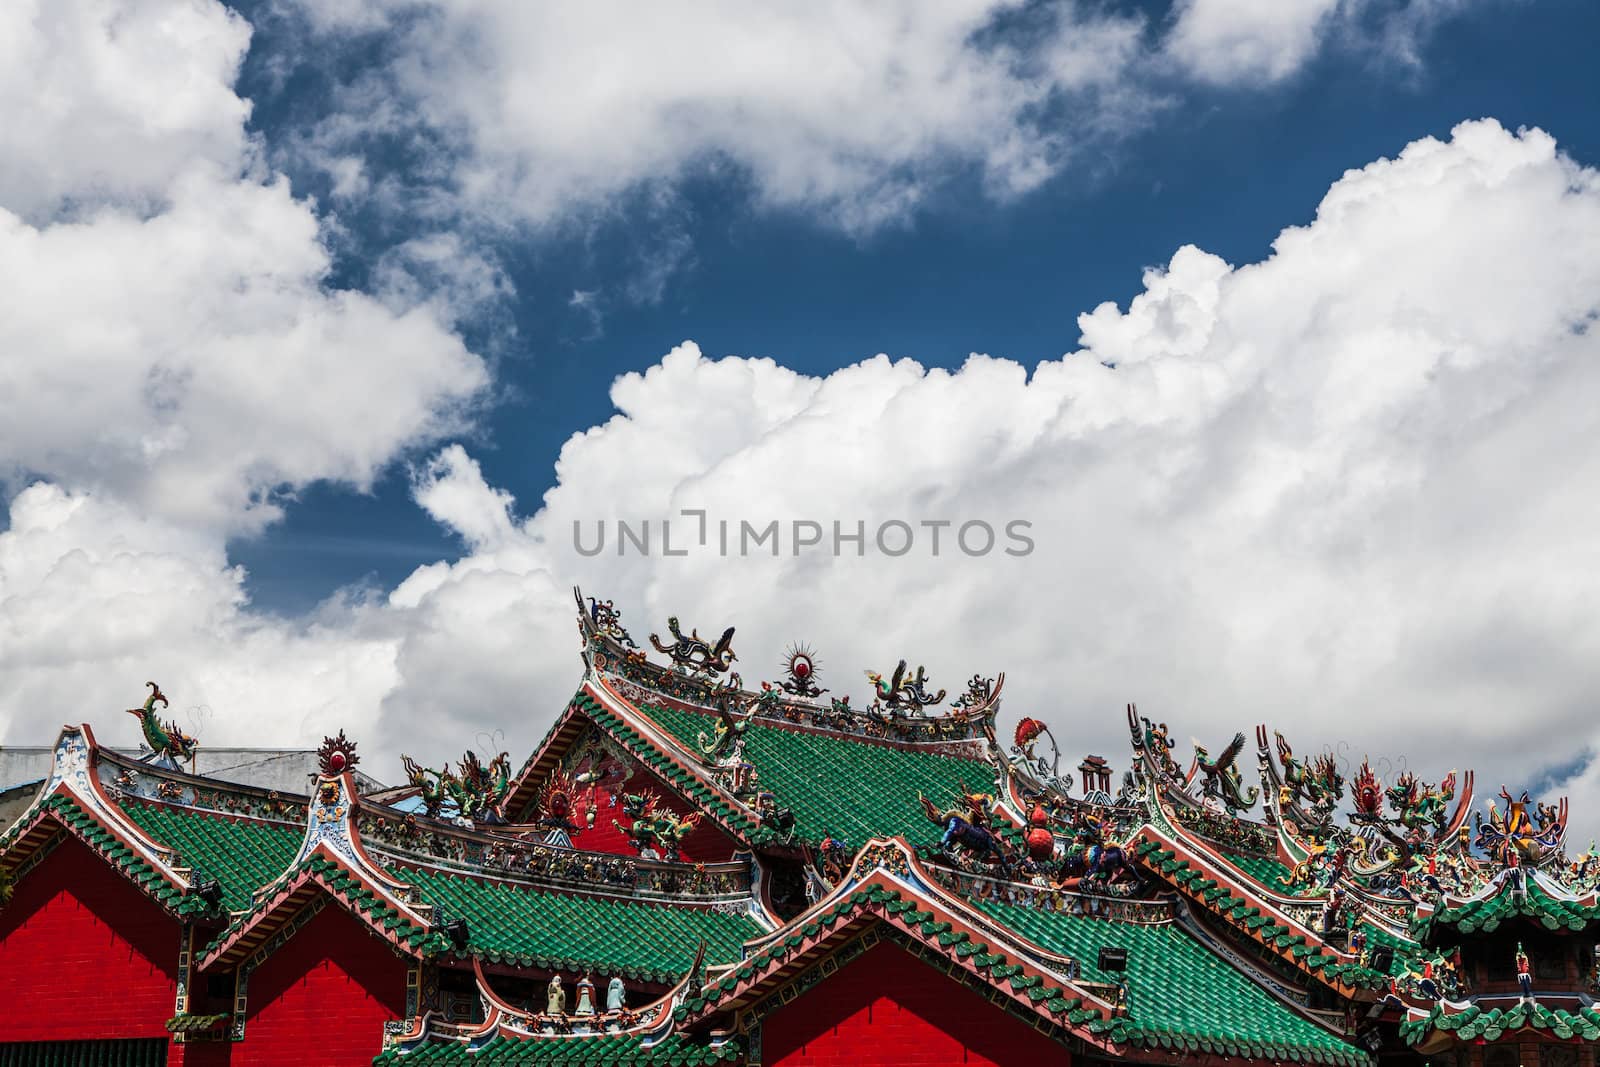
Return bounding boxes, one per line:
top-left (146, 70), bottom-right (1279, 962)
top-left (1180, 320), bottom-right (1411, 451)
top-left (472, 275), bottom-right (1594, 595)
top-left (126, 681), bottom-right (199, 770)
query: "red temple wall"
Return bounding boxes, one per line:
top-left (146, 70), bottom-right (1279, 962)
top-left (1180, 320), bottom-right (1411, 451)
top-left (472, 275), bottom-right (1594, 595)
top-left (233, 904), bottom-right (407, 1067)
top-left (0, 836), bottom-right (180, 1044)
top-left (762, 941), bottom-right (1071, 1067)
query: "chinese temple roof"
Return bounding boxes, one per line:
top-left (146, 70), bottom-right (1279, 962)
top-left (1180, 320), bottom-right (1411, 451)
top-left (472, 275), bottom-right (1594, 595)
top-left (8, 589), bottom-right (1600, 1066)
top-left (1414, 874), bottom-right (1600, 941)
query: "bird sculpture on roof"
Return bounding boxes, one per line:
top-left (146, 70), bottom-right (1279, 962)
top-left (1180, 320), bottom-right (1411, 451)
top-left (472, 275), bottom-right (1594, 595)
top-left (1191, 731), bottom-right (1259, 815)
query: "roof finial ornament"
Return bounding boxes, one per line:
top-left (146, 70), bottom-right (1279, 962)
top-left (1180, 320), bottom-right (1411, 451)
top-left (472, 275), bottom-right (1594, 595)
top-left (317, 730), bottom-right (359, 776)
top-left (127, 681), bottom-right (199, 771)
top-left (1191, 732), bottom-right (1260, 815)
top-left (650, 614), bottom-right (737, 678)
top-left (865, 660), bottom-right (945, 717)
top-left (779, 643), bottom-right (826, 698)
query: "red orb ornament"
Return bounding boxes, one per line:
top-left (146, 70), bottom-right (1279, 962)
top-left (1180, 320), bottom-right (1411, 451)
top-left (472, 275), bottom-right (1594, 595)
top-left (792, 656), bottom-right (812, 679)
top-left (328, 751), bottom-right (347, 773)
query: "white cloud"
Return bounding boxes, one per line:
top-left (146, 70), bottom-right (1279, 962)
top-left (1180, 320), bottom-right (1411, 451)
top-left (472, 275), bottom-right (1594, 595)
top-left (287, 1), bottom-right (1155, 233)
top-left (0, 483), bottom-right (401, 748)
top-left (384, 118), bottom-right (1592, 809)
top-left (278, 0), bottom-right (1482, 243)
top-left (0, 0), bottom-right (253, 219)
top-left (1166, 0), bottom-right (1343, 84)
top-left (0, 0), bottom-right (490, 533)
top-left (1165, 0), bottom-right (1481, 85)
top-left (12, 119), bottom-right (1581, 825)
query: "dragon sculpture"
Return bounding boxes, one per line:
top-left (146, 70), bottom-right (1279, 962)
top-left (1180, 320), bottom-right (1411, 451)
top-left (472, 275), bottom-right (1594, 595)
top-left (449, 750), bottom-right (513, 824)
top-left (865, 661), bottom-right (945, 716)
top-left (585, 595), bottom-right (638, 648)
top-left (1191, 732), bottom-right (1260, 815)
top-left (617, 796), bottom-right (702, 862)
top-left (400, 755), bottom-right (455, 819)
top-left (650, 616), bottom-right (737, 677)
top-left (1274, 732), bottom-right (1344, 824)
top-left (1387, 770), bottom-right (1458, 833)
top-left (919, 784), bottom-right (1008, 869)
top-left (1349, 760), bottom-right (1464, 863)
top-left (697, 696), bottom-right (757, 765)
top-left (126, 682), bottom-right (199, 770)
top-left (400, 749), bottom-right (511, 824)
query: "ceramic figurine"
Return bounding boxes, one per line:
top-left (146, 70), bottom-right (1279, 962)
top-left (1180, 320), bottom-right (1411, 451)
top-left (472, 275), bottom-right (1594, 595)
top-left (575, 974), bottom-right (595, 1015)
top-left (607, 976), bottom-right (626, 1012)
top-left (1516, 943), bottom-right (1533, 1001)
top-left (546, 974), bottom-right (566, 1016)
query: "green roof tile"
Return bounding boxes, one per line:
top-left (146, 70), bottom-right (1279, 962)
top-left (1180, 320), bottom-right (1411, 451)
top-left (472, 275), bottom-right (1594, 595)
top-left (118, 798), bottom-right (302, 913)
top-left (968, 896), bottom-right (1367, 1064)
top-left (636, 701), bottom-right (1000, 846)
top-left (397, 864), bottom-right (762, 983)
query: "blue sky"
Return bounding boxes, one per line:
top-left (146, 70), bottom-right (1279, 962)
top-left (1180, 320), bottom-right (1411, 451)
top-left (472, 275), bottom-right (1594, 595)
top-left (3, 0), bottom-right (1600, 814)
top-left (221, 0), bottom-right (1600, 612)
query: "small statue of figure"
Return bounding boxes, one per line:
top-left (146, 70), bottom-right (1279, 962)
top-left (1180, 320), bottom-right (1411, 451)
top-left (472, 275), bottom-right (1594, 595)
top-left (1516, 942), bottom-right (1533, 1001)
top-left (546, 973), bottom-right (567, 1016)
top-left (606, 976), bottom-right (626, 1012)
top-left (1321, 887), bottom-right (1346, 935)
top-left (1349, 926), bottom-right (1367, 965)
top-left (1506, 849), bottom-right (1528, 902)
top-left (575, 974), bottom-right (595, 1016)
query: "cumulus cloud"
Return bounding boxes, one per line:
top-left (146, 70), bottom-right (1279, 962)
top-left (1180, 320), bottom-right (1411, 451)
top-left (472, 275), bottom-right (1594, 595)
top-left (375, 119), bottom-right (1598, 806)
top-left (0, 0), bottom-right (490, 533)
top-left (0, 0), bottom-right (253, 218)
top-left (14, 120), bottom-right (1588, 822)
top-left (0, 0), bottom-right (485, 738)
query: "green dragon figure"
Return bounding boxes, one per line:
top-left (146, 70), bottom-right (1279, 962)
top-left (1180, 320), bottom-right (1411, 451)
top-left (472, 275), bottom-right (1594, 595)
top-left (401, 755), bottom-right (456, 819)
top-left (1192, 732), bottom-right (1259, 815)
top-left (1275, 732), bottom-right (1345, 823)
top-left (1387, 770), bottom-right (1457, 833)
top-left (617, 798), bottom-right (702, 862)
top-left (448, 750), bottom-right (512, 824)
top-left (697, 697), bottom-right (757, 764)
top-left (125, 682), bottom-right (198, 769)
